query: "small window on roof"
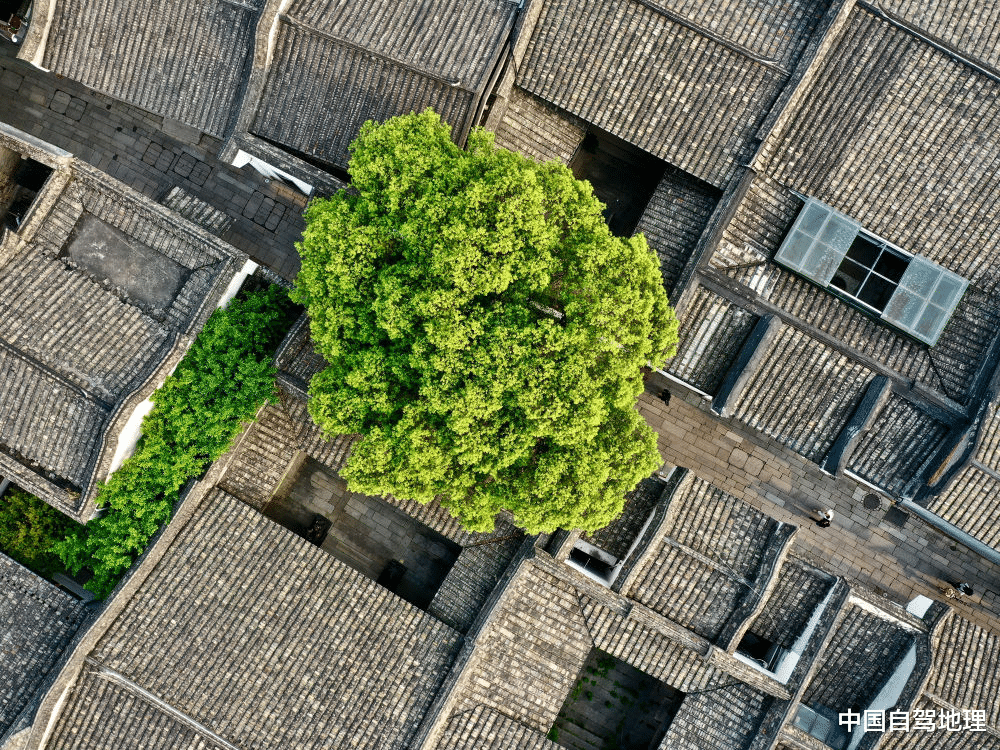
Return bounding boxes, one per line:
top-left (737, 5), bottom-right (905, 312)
top-left (775, 198), bottom-right (968, 346)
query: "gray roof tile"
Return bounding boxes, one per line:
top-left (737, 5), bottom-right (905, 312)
top-left (716, 180), bottom-right (1000, 402)
top-left (284, 0), bottom-right (513, 87)
top-left (924, 615), bottom-right (1000, 729)
top-left (875, 1), bottom-right (1000, 70)
top-left (730, 325), bottom-right (875, 463)
top-left (453, 563), bottom-right (592, 731)
top-left (976, 406), bottom-right (1000, 472)
top-left (0, 151), bottom-right (242, 517)
top-left (765, 9), bottom-right (1000, 288)
top-left (492, 87), bottom-right (586, 165)
top-left (627, 474), bottom-right (780, 639)
top-left (663, 678), bottom-right (774, 750)
top-left (51, 489), bottom-right (462, 750)
top-left (666, 285), bottom-right (760, 396)
top-left (0, 345), bottom-right (109, 489)
top-left (0, 248), bottom-right (173, 403)
top-left (41, 0), bottom-right (262, 137)
top-left (579, 595), bottom-right (716, 691)
top-left (0, 554), bottom-right (87, 736)
top-left (749, 558), bottom-right (835, 650)
top-left (878, 696), bottom-right (1000, 749)
top-left (803, 602), bottom-right (914, 713)
top-left (438, 705), bottom-right (557, 750)
top-left (518, 0), bottom-right (828, 187)
top-left (252, 0), bottom-right (516, 168)
top-left (928, 466), bottom-right (1000, 548)
top-left (846, 394), bottom-right (950, 497)
top-left (45, 672), bottom-right (231, 750)
top-left (634, 166), bottom-right (720, 297)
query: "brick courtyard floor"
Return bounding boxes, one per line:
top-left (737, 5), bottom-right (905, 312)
top-left (264, 457), bottom-right (461, 608)
top-left (640, 378), bottom-right (1000, 631)
top-left (0, 44), bottom-right (306, 280)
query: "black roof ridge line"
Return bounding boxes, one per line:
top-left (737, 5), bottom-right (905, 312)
top-left (860, 0), bottom-right (1000, 86)
top-left (84, 659), bottom-right (243, 750)
top-left (277, 14), bottom-right (481, 93)
top-left (0, 337), bottom-right (111, 411)
top-left (631, 0), bottom-right (789, 75)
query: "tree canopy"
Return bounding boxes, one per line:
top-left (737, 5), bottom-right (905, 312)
top-left (293, 110), bottom-right (678, 533)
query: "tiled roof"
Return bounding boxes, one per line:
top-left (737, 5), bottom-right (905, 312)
top-left (427, 526), bottom-right (523, 633)
top-left (626, 474), bottom-right (781, 639)
top-left (40, 0), bottom-right (263, 137)
top-left (874, 0), bottom-right (1000, 70)
top-left (0, 554), bottom-right (87, 737)
top-left (0, 247), bottom-right (173, 404)
top-left (453, 563), bottom-right (592, 729)
top-left (715, 178), bottom-right (998, 403)
top-left (634, 166), bottom-right (720, 298)
top-left (923, 615), bottom-right (1000, 729)
top-left (878, 696), bottom-right (1000, 749)
top-left (0, 346), bottom-right (109, 489)
top-left (251, 0), bottom-right (516, 169)
top-left (846, 395), bottom-right (950, 497)
top-left (438, 705), bottom-right (557, 750)
top-left (583, 477), bottom-right (665, 560)
top-left (764, 8), bottom-right (1000, 288)
top-left (749, 558), bottom-right (835, 650)
top-left (667, 8), bottom-right (1000, 515)
top-left (492, 87), bottom-right (586, 165)
top-left (730, 325), bottom-right (874, 463)
top-left (975, 406), bottom-right (1000, 473)
top-left (925, 396), bottom-right (1000, 541)
top-left (929, 466), bottom-right (1000, 548)
top-left (274, 317), bottom-right (328, 390)
top-left (282, 0), bottom-right (511, 84)
top-left (579, 595), bottom-right (716, 691)
top-left (663, 678), bottom-right (775, 750)
top-left (518, 0), bottom-right (831, 187)
top-left (0, 154), bottom-right (242, 519)
top-left (667, 285), bottom-right (760, 395)
top-left (43, 672), bottom-right (232, 750)
top-left (643, 0), bottom-right (832, 68)
top-left (43, 489), bottom-right (462, 750)
top-left (802, 602), bottom-right (915, 713)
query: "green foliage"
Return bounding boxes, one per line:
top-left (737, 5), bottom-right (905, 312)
top-left (294, 110), bottom-right (678, 534)
top-left (0, 487), bottom-right (80, 578)
top-left (54, 287), bottom-right (294, 597)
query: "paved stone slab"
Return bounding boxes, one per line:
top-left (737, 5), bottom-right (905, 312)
top-left (639, 381), bottom-right (1000, 632)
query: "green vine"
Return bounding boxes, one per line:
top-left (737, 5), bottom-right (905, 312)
top-left (54, 286), bottom-right (295, 597)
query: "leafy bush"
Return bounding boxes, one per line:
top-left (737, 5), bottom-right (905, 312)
top-left (0, 486), bottom-right (80, 578)
top-left (54, 286), bottom-right (295, 597)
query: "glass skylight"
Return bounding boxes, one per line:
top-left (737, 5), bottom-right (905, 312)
top-left (774, 198), bottom-right (968, 346)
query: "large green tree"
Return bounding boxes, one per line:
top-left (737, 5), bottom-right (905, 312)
top-left (293, 111), bottom-right (678, 533)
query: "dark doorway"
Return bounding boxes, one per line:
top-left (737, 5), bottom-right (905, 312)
top-left (1, 155), bottom-right (52, 230)
top-left (569, 127), bottom-right (666, 237)
top-left (736, 631), bottom-right (784, 671)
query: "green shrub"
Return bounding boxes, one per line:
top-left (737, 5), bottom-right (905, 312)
top-left (54, 287), bottom-right (295, 597)
top-left (0, 486), bottom-right (80, 578)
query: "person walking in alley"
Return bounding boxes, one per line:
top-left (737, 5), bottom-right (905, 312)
top-left (812, 507), bottom-right (835, 528)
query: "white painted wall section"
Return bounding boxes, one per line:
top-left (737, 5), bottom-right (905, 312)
top-left (216, 258), bottom-right (260, 310)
